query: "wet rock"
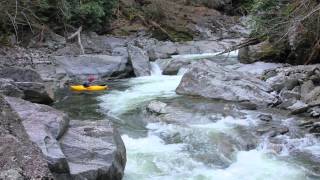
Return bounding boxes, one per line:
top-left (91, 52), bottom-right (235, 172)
top-left (238, 101), bottom-right (257, 110)
top-left (257, 114), bottom-right (273, 122)
top-left (0, 78), bottom-right (24, 98)
top-left (176, 60), bottom-right (278, 106)
top-left (288, 101), bottom-right (309, 115)
top-left (298, 120), bottom-right (314, 127)
top-left (308, 107), bottom-right (320, 117)
top-left (59, 120), bottom-right (126, 180)
top-left (127, 45), bottom-right (151, 77)
top-left (147, 101), bottom-right (168, 115)
top-left (309, 122), bottom-right (320, 134)
top-left (0, 95), bottom-right (53, 179)
top-left (54, 54), bottom-right (129, 80)
top-left (277, 127), bottom-right (290, 135)
top-left (4, 96), bottom-right (70, 173)
top-left (256, 127), bottom-right (272, 135)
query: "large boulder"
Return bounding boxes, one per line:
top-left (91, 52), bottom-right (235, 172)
top-left (54, 54), bottom-right (129, 80)
top-left (59, 120), bottom-right (126, 180)
top-left (0, 95), bottom-right (53, 179)
top-left (155, 58), bottom-right (191, 75)
top-left (176, 60), bottom-right (278, 106)
top-left (238, 41), bottom-right (277, 64)
top-left (127, 45), bottom-right (151, 76)
top-left (5, 96), bottom-right (70, 173)
top-left (0, 67), bottom-right (53, 104)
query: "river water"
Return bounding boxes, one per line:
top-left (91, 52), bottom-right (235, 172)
top-left (55, 53), bottom-right (320, 180)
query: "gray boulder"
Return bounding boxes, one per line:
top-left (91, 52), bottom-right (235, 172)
top-left (5, 96), bottom-right (70, 173)
top-left (146, 101), bottom-right (168, 115)
top-left (0, 95), bottom-right (53, 179)
top-left (0, 71), bottom-right (53, 104)
top-left (15, 82), bottom-right (54, 104)
top-left (238, 41), bottom-right (271, 64)
top-left (0, 67), bottom-right (43, 82)
top-left (54, 54), bottom-right (129, 80)
top-left (59, 120), bottom-right (126, 180)
top-left (156, 58), bottom-right (192, 75)
top-left (0, 78), bottom-right (24, 98)
top-left (127, 45), bottom-right (151, 77)
top-left (176, 60), bottom-right (277, 106)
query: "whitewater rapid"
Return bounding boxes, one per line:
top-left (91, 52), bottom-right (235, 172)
top-left (98, 54), bottom-right (319, 180)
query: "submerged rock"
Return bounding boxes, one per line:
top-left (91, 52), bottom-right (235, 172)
top-left (176, 60), bottom-right (278, 106)
top-left (127, 45), bottom-right (151, 77)
top-left (147, 100), bottom-right (168, 115)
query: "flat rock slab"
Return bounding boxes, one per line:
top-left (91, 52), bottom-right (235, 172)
top-left (176, 60), bottom-right (278, 106)
top-left (54, 55), bottom-right (128, 80)
top-left (60, 120), bottom-right (126, 180)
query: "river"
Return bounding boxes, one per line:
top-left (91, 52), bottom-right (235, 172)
top-left (54, 52), bottom-right (320, 180)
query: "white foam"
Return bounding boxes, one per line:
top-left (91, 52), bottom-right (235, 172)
top-left (99, 75), bottom-right (182, 115)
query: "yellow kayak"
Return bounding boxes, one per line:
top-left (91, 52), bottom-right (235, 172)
top-left (70, 85), bottom-right (108, 91)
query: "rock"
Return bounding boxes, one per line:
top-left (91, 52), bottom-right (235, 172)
top-left (277, 127), bottom-right (289, 135)
top-left (256, 126), bottom-right (272, 135)
top-left (257, 114), bottom-right (273, 122)
top-left (147, 101), bottom-right (168, 115)
top-left (0, 95), bottom-right (53, 179)
top-left (156, 58), bottom-right (192, 75)
top-left (303, 87), bottom-right (320, 105)
top-left (301, 80), bottom-right (315, 102)
top-left (238, 101), bottom-right (257, 110)
top-left (4, 96), bottom-right (70, 173)
top-left (127, 45), bottom-right (151, 76)
top-left (147, 41), bottom-right (178, 60)
top-left (288, 101), bottom-right (309, 115)
top-left (238, 41), bottom-right (274, 64)
top-left (298, 120), bottom-right (314, 127)
top-left (59, 120), bottom-right (126, 180)
top-left (309, 123), bottom-right (320, 134)
top-left (15, 82), bottom-right (54, 104)
top-left (0, 67), bottom-right (53, 104)
top-left (176, 60), bottom-right (278, 106)
top-left (0, 78), bottom-right (24, 98)
top-left (54, 54), bottom-right (129, 80)
top-left (0, 67), bottom-right (43, 82)
top-left (308, 107), bottom-right (320, 117)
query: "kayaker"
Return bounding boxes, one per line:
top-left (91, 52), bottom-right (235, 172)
top-left (83, 75), bottom-right (95, 87)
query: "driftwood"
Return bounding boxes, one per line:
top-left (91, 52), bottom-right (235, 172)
top-left (216, 38), bottom-right (260, 56)
top-left (67, 26), bottom-right (85, 55)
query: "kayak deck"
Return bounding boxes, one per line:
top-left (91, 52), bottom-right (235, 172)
top-left (70, 85), bottom-right (108, 91)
